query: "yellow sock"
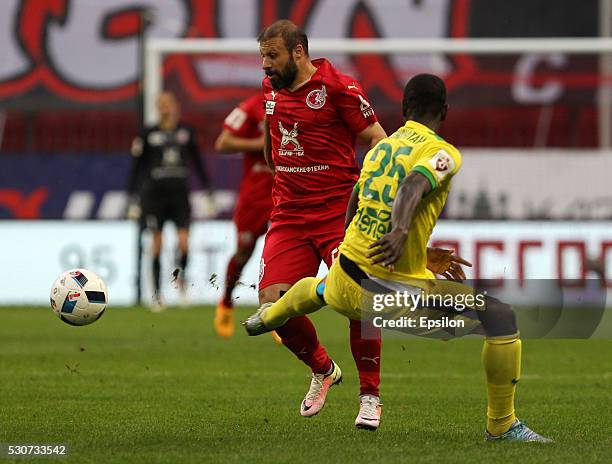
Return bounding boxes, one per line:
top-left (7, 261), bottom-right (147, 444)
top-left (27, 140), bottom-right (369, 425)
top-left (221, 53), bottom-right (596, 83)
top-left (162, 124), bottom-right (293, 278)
top-left (482, 337), bottom-right (521, 436)
top-left (261, 277), bottom-right (325, 328)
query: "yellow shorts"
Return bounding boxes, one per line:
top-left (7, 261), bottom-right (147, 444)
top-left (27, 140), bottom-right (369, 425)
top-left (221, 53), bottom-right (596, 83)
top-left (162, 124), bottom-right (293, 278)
top-left (323, 255), bottom-right (483, 337)
top-left (322, 257), bottom-right (365, 320)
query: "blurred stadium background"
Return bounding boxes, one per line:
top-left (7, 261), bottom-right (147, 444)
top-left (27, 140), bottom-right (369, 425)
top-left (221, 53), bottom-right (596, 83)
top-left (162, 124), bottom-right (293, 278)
top-left (3, 3), bottom-right (612, 462)
top-left (1, 0), bottom-right (611, 306)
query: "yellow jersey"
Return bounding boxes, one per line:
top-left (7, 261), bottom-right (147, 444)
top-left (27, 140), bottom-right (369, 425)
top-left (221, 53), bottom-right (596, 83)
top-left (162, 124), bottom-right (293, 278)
top-left (340, 120), bottom-right (462, 281)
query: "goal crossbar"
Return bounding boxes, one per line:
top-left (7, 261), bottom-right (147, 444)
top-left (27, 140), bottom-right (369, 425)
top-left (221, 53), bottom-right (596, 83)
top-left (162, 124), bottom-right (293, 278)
top-left (149, 37), bottom-right (612, 55)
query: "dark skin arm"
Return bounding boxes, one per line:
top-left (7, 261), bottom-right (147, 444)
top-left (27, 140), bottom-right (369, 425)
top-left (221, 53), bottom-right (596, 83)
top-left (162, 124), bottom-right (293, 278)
top-left (367, 171), bottom-right (432, 268)
top-left (344, 186), bottom-right (360, 230)
top-left (263, 116), bottom-right (273, 170)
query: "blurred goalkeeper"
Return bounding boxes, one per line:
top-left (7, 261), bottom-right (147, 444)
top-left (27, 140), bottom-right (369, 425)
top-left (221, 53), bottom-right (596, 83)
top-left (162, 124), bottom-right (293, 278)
top-left (127, 91), bottom-right (213, 310)
top-left (244, 74), bottom-right (552, 442)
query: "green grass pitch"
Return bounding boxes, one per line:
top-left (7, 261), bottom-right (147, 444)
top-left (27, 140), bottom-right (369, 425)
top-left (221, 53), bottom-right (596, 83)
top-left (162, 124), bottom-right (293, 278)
top-left (1, 306), bottom-right (611, 463)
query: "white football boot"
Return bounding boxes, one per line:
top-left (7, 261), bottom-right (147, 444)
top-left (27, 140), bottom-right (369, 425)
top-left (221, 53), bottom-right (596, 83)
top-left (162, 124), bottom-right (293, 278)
top-left (355, 394), bottom-right (382, 430)
top-left (300, 360), bottom-right (342, 417)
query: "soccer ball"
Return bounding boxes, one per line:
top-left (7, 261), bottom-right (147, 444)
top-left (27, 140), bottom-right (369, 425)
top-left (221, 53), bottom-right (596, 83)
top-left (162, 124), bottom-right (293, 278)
top-left (50, 269), bottom-right (108, 326)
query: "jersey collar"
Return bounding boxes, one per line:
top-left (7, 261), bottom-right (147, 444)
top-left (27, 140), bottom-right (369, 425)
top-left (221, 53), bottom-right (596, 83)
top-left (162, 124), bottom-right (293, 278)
top-left (404, 120), bottom-right (436, 135)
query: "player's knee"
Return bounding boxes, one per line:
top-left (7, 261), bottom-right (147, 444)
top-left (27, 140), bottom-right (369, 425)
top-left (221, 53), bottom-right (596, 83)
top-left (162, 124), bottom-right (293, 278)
top-left (176, 229), bottom-right (189, 249)
top-left (237, 231), bottom-right (256, 250)
top-left (477, 297), bottom-right (518, 337)
top-left (258, 288), bottom-right (275, 305)
top-left (258, 284), bottom-right (290, 305)
top-left (236, 245), bottom-right (255, 265)
top-left (178, 238), bottom-right (189, 252)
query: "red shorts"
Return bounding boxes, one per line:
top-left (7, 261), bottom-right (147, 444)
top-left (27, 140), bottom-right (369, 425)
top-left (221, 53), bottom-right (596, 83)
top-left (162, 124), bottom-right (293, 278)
top-left (234, 170), bottom-right (273, 247)
top-left (258, 197), bottom-right (349, 290)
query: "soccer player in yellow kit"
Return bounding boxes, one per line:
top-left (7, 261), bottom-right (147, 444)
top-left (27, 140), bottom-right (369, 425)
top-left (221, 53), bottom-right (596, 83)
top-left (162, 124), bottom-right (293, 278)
top-left (244, 74), bottom-right (552, 441)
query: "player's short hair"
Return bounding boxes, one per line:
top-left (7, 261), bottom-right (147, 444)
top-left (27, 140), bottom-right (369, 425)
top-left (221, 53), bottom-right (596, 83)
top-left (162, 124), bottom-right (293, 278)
top-left (258, 20), bottom-right (309, 55)
top-left (402, 74), bottom-right (447, 119)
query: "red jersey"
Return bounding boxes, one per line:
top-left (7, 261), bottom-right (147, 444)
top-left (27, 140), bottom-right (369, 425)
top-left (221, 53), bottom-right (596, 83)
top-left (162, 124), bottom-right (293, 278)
top-left (223, 93), bottom-right (266, 174)
top-left (263, 58), bottom-right (378, 210)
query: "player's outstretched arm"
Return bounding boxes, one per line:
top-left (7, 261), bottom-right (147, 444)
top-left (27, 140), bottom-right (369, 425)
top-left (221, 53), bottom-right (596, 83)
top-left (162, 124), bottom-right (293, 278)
top-left (367, 171), bottom-right (431, 267)
top-left (357, 122), bottom-right (387, 148)
top-left (125, 133), bottom-right (147, 219)
top-left (215, 129), bottom-right (265, 153)
top-left (127, 133), bottom-right (146, 196)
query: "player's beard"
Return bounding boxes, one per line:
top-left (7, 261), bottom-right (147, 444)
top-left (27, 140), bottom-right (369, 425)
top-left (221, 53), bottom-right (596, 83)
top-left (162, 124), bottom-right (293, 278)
top-left (267, 57), bottom-right (298, 90)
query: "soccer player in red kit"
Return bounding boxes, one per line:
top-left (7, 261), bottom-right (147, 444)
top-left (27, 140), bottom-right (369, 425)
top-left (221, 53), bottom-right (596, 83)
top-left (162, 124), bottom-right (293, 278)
top-left (257, 20), bottom-right (388, 428)
top-left (214, 94), bottom-right (273, 338)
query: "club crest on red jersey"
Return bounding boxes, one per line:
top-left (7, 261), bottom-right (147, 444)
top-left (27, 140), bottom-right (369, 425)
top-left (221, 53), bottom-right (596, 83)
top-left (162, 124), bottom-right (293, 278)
top-left (306, 85), bottom-right (327, 109)
top-left (278, 122), bottom-right (304, 156)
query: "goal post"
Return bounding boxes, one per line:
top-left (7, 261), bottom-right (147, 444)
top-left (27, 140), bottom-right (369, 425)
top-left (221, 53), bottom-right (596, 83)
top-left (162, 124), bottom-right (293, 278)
top-left (144, 37), bottom-right (612, 147)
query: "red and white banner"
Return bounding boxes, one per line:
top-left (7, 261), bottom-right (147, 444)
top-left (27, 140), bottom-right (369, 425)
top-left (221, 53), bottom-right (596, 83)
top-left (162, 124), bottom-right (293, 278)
top-left (0, 1), bottom-right (603, 152)
top-left (0, 0), bottom-right (599, 107)
top-left (431, 221), bottom-right (612, 282)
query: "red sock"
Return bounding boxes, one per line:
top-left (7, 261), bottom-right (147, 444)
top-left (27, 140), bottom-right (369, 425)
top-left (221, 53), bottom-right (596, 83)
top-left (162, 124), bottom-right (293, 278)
top-left (349, 319), bottom-right (381, 397)
top-left (275, 316), bottom-right (332, 375)
top-left (222, 254), bottom-right (245, 307)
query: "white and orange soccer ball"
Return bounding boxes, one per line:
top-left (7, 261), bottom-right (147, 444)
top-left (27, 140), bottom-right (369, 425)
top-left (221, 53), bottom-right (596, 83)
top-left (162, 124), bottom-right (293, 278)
top-left (50, 269), bottom-right (108, 326)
